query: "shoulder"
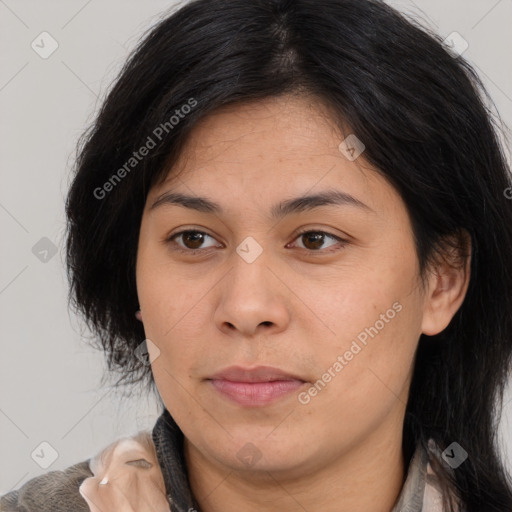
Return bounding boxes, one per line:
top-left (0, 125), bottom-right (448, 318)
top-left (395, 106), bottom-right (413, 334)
top-left (0, 430), bottom-right (162, 512)
top-left (0, 459), bottom-right (93, 511)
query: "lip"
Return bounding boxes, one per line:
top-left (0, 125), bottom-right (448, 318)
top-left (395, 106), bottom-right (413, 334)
top-left (207, 365), bottom-right (308, 406)
top-left (209, 365), bottom-right (306, 383)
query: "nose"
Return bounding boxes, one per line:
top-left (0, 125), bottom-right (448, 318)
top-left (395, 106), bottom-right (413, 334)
top-left (213, 249), bottom-right (291, 338)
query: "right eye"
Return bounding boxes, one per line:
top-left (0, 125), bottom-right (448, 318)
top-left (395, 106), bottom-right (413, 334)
top-left (166, 229), bottom-right (221, 254)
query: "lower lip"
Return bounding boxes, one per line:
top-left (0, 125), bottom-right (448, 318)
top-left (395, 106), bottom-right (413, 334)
top-left (208, 379), bottom-right (306, 406)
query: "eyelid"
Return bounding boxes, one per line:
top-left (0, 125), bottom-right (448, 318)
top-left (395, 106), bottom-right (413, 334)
top-left (292, 226), bottom-right (345, 240)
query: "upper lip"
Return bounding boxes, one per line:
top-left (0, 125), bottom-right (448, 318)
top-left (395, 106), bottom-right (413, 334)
top-left (208, 365), bottom-right (307, 383)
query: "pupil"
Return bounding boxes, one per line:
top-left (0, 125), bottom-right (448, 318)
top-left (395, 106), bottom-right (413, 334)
top-left (185, 232), bottom-right (203, 249)
top-left (304, 233), bottom-right (323, 250)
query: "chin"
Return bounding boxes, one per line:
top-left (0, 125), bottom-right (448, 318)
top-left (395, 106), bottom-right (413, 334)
top-left (215, 434), bottom-right (312, 473)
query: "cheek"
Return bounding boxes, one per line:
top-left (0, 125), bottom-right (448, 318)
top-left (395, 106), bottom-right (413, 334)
top-left (137, 257), bottom-right (196, 344)
top-left (297, 306), bottom-right (418, 447)
top-left (307, 258), bottom-right (421, 397)
top-left (142, 285), bottom-right (211, 393)
top-left (307, 267), bottom-right (398, 344)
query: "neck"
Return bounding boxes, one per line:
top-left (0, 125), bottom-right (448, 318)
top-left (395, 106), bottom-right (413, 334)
top-left (184, 417), bottom-right (407, 512)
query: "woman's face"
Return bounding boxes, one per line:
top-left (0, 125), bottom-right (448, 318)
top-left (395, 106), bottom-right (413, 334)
top-left (136, 94), bottom-right (464, 477)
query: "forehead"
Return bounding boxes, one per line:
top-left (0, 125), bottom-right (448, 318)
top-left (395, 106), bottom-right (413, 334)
top-left (167, 95), bottom-right (348, 175)
top-left (147, 95), bottom-right (402, 220)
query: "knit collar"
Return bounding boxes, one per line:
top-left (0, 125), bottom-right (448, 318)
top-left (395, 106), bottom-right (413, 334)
top-left (152, 407), bottom-right (429, 512)
top-left (152, 407), bottom-right (199, 512)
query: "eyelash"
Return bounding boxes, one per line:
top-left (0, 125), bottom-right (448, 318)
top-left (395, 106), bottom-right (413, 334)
top-left (165, 228), bottom-right (348, 256)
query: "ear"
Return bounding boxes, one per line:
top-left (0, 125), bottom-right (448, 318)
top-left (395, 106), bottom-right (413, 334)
top-left (421, 230), bottom-right (471, 336)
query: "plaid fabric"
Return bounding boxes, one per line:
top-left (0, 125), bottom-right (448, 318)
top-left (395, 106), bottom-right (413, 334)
top-left (389, 438), bottom-right (461, 512)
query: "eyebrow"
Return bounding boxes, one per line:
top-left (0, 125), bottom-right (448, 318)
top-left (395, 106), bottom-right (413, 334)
top-left (150, 189), bottom-right (375, 218)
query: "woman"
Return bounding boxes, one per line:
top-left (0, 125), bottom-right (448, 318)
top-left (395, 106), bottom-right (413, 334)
top-left (2, 0), bottom-right (512, 511)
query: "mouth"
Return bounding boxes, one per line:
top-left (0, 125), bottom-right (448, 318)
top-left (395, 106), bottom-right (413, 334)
top-left (206, 365), bottom-right (308, 407)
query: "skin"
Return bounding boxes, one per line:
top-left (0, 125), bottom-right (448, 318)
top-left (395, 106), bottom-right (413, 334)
top-left (135, 93), bottom-right (470, 512)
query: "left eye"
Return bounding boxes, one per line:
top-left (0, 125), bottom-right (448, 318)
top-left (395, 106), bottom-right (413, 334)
top-left (289, 229), bottom-right (345, 252)
top-left (166, 229), bottom-right (346, 254)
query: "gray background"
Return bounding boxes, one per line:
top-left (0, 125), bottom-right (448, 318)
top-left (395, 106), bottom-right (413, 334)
top-left (1, 0), bottom-right (511, 494)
